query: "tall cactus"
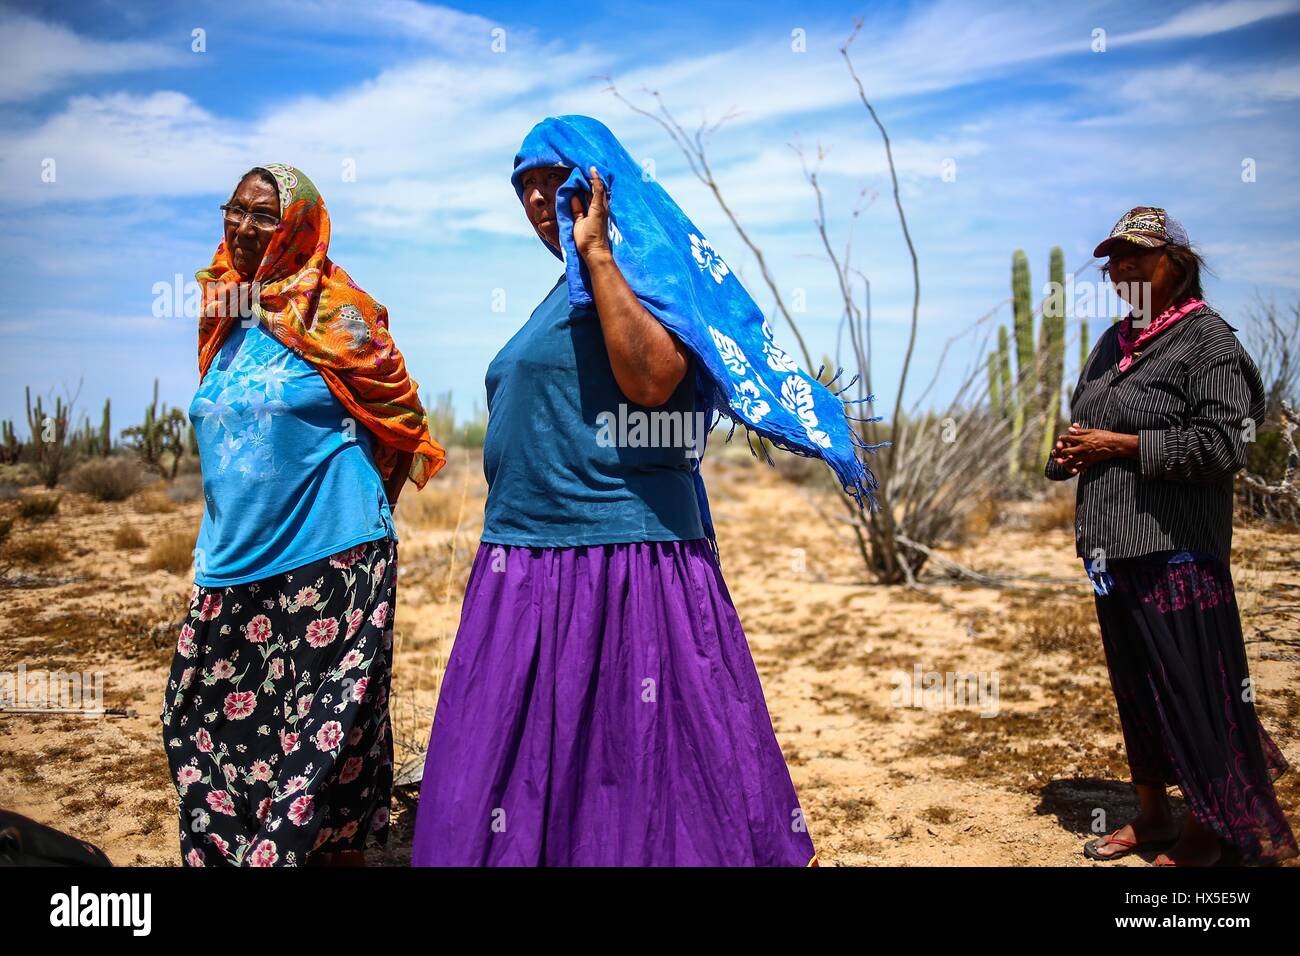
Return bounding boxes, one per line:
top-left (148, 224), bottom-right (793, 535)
top-left (100, 398), bottom-right (112, 457)
top-left (997, 326), bottom-right (1012, 420)
top-left (1, 419), bottom-right (20, 465)
top-left (1009, 250), bottom-right (1034, 477)
top-left (124, 378), bottom-right (187, 479)
top-left (25, 386), bottom-right (71, 487)
top-left (986, 353), bottom-right (1000, 411)
top-left (1038, 247), bottom-right (1067, 466)
top-left (1079, 317), bottom-right (1090, 376)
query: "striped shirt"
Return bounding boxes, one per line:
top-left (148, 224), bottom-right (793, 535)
top-left (1045, 305), bottom-right (1266, 563)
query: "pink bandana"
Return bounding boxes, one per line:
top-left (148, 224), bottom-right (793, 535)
top-left (1118, 297), bottom-right (1205, 372)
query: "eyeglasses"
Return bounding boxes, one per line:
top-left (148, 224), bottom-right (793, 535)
top-left (220, 203), bottom-right (281, 231)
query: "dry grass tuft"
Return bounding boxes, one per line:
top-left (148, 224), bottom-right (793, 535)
top-left (1027, 490), bottom-right (1076, 532)
top-left (146, 531), bottom-right (196, 573)
top-left (113, 524), bottom-right (147, 550)
top-left (133, 488), bottom-right (178, 515)
top-left (1011, 597), bottom-right (1098, 655)
top-left (4, 533), bottom-right (64, 566)
top-left (17, 495), bottom-right (60, 522)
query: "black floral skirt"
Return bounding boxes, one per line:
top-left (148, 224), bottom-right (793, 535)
top-left (160, 536), bottom-right (397, 867)
top-left (1094, 551), bottom-right (1297, 864)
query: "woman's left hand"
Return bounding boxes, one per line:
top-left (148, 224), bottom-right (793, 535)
top-left (1052, 424), bottom-right (1139, 474)
top-left (571, 166), bottom-right (611, 262)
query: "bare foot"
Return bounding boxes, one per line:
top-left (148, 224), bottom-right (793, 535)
top-left (1088, 816), bottom-right (1178, 860)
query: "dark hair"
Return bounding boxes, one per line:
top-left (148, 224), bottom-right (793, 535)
top-left (1163, 243), bottom-right (1208, 303)
top-left (230, 167), bottom-right (279, 204)
top-left (1100, 242), bottom-right (1209, 304)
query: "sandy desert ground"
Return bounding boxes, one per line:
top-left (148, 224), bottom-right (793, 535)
top-left (2, 449), bottom-right (1297, 866)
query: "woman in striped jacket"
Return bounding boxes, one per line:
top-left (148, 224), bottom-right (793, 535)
top-left (1048, 206), bottom-right (1295, 867)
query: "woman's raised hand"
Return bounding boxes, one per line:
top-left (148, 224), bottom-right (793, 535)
top-left (571, 166), bottom-right (612, 263)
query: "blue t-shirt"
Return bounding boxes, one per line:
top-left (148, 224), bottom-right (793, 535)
top-left (481, 276), bottom-right (705, 548)
top-left (190, 322), bottom-right (395, 586)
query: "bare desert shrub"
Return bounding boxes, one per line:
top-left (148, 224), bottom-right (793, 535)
top-left (146, 531), bottom-right (196, 573)
top-left (17, 495), bottom-right (60, 522)
top-left (69, 457), bottom-right (145, 502)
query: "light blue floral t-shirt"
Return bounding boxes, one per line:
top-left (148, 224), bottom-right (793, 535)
top-left (189, 322), bottom-right (395, 587)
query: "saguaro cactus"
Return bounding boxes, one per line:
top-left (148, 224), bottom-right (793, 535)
top-left (1, 419), bottom-right (20, 465)
top-left (1038, 247), bottom-right (1067, 466)
top-left (1009, 250), bottom-right (1034, 477)
top-left (25, 386), bottom-right (71, 487)
top-left (125, 378), bottom-right (188, 479)
top-left (100, 398), bottom-right (112, 457)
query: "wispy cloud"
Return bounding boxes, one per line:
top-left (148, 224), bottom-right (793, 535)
top-left (0, 9), bottom-right (188, 103)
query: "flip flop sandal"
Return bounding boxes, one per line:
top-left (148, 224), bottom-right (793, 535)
top-left (1083, 828), bottom-right (1174, 861)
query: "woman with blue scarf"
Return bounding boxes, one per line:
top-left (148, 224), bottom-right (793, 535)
top-left (411, 116), bottom-right (874, 866)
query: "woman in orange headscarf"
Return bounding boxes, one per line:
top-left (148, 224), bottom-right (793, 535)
top-left (161, 164), bottom-right (444, 867)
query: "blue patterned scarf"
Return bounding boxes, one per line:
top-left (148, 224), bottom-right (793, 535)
top-left (511, 115), bottom-right (879, 545)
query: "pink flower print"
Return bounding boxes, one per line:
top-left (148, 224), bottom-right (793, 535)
top-left (279, 730), bottom-right (300, 755)
top-left (223, 763), bottom-right (238, 782)
top-left (256, 798), bottom-right (272, 823)
top-left (176, 765), bottom-right (202, 787)
top-left (208, 833), bottom-right (230, 858)
top-left (243, 614), bottom-right (272, 644)
top-left (189, 584), bottom-right (200, 606)
top-left (206, 790), bottom-right (236, 816)
top-left (284, 775), bottom-right (308, 794)
top-left (179, 667), bottom-right (195, 690)
top-left (338, 756), bottom-right (364, 785)
top-left (293, 585), bottom-right (320, 609)
top-left (297, 694), bottom-right (314, 718)
top-left (351, 677), bottom-right (369, 702)
top-left (329, 545), bottom-right (365, 569)
top-left (177, 624), bottom-right (196, 658)
top-left (305, 616), bottom-right (339, 648)
top-left (347, 726), bottom-right (364, 746)
top-left (223, 691), bottom-right (256, 720)
top-left (211, 659), bottom-right (235, 680)
top-left (344, 608), bottom-right (364, 640)
top-left (339, 650), bottom-right (363, 672)
top-left (335, 820), bottom-right (359, 841)
top-left (371, 806), bottom-right (389, 830)
top-left (288, 795), bottom-right (314, 826)
top-left (312, 827), bottom-right (334, 850)
top-left (269, 658), bottom-right (285, 680)
top-left (313, 720), bottom-right (344, 752)
top-left (374, 558), bottom-right (387, 581)
top-left (369, 602), bottom-right (388, 629)
top-left (194, 728), bottom-right (214, 754)
top-left (185, 849), bottom-right (205, 867)
top-left (248, 839), bottom-right (279, 867)
top-left (198, 593), bottom-right (223, 621)
top-left (250, 759), bottom-right (272, 782)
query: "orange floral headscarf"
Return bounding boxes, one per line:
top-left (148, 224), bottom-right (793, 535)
top-left (197, 163), bottom-right (444, 488)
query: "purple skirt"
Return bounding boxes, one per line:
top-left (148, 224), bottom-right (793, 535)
top-left (411, 540), bottom-right (817, 866)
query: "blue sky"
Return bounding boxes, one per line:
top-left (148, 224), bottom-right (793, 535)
top-left (2, 0), bottom-right (1299, 434)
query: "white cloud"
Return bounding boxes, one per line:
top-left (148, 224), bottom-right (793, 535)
top-left (1109, 0), bottom-right (1300, 46)
top-left (0, 9), bottom-right (188, 102)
